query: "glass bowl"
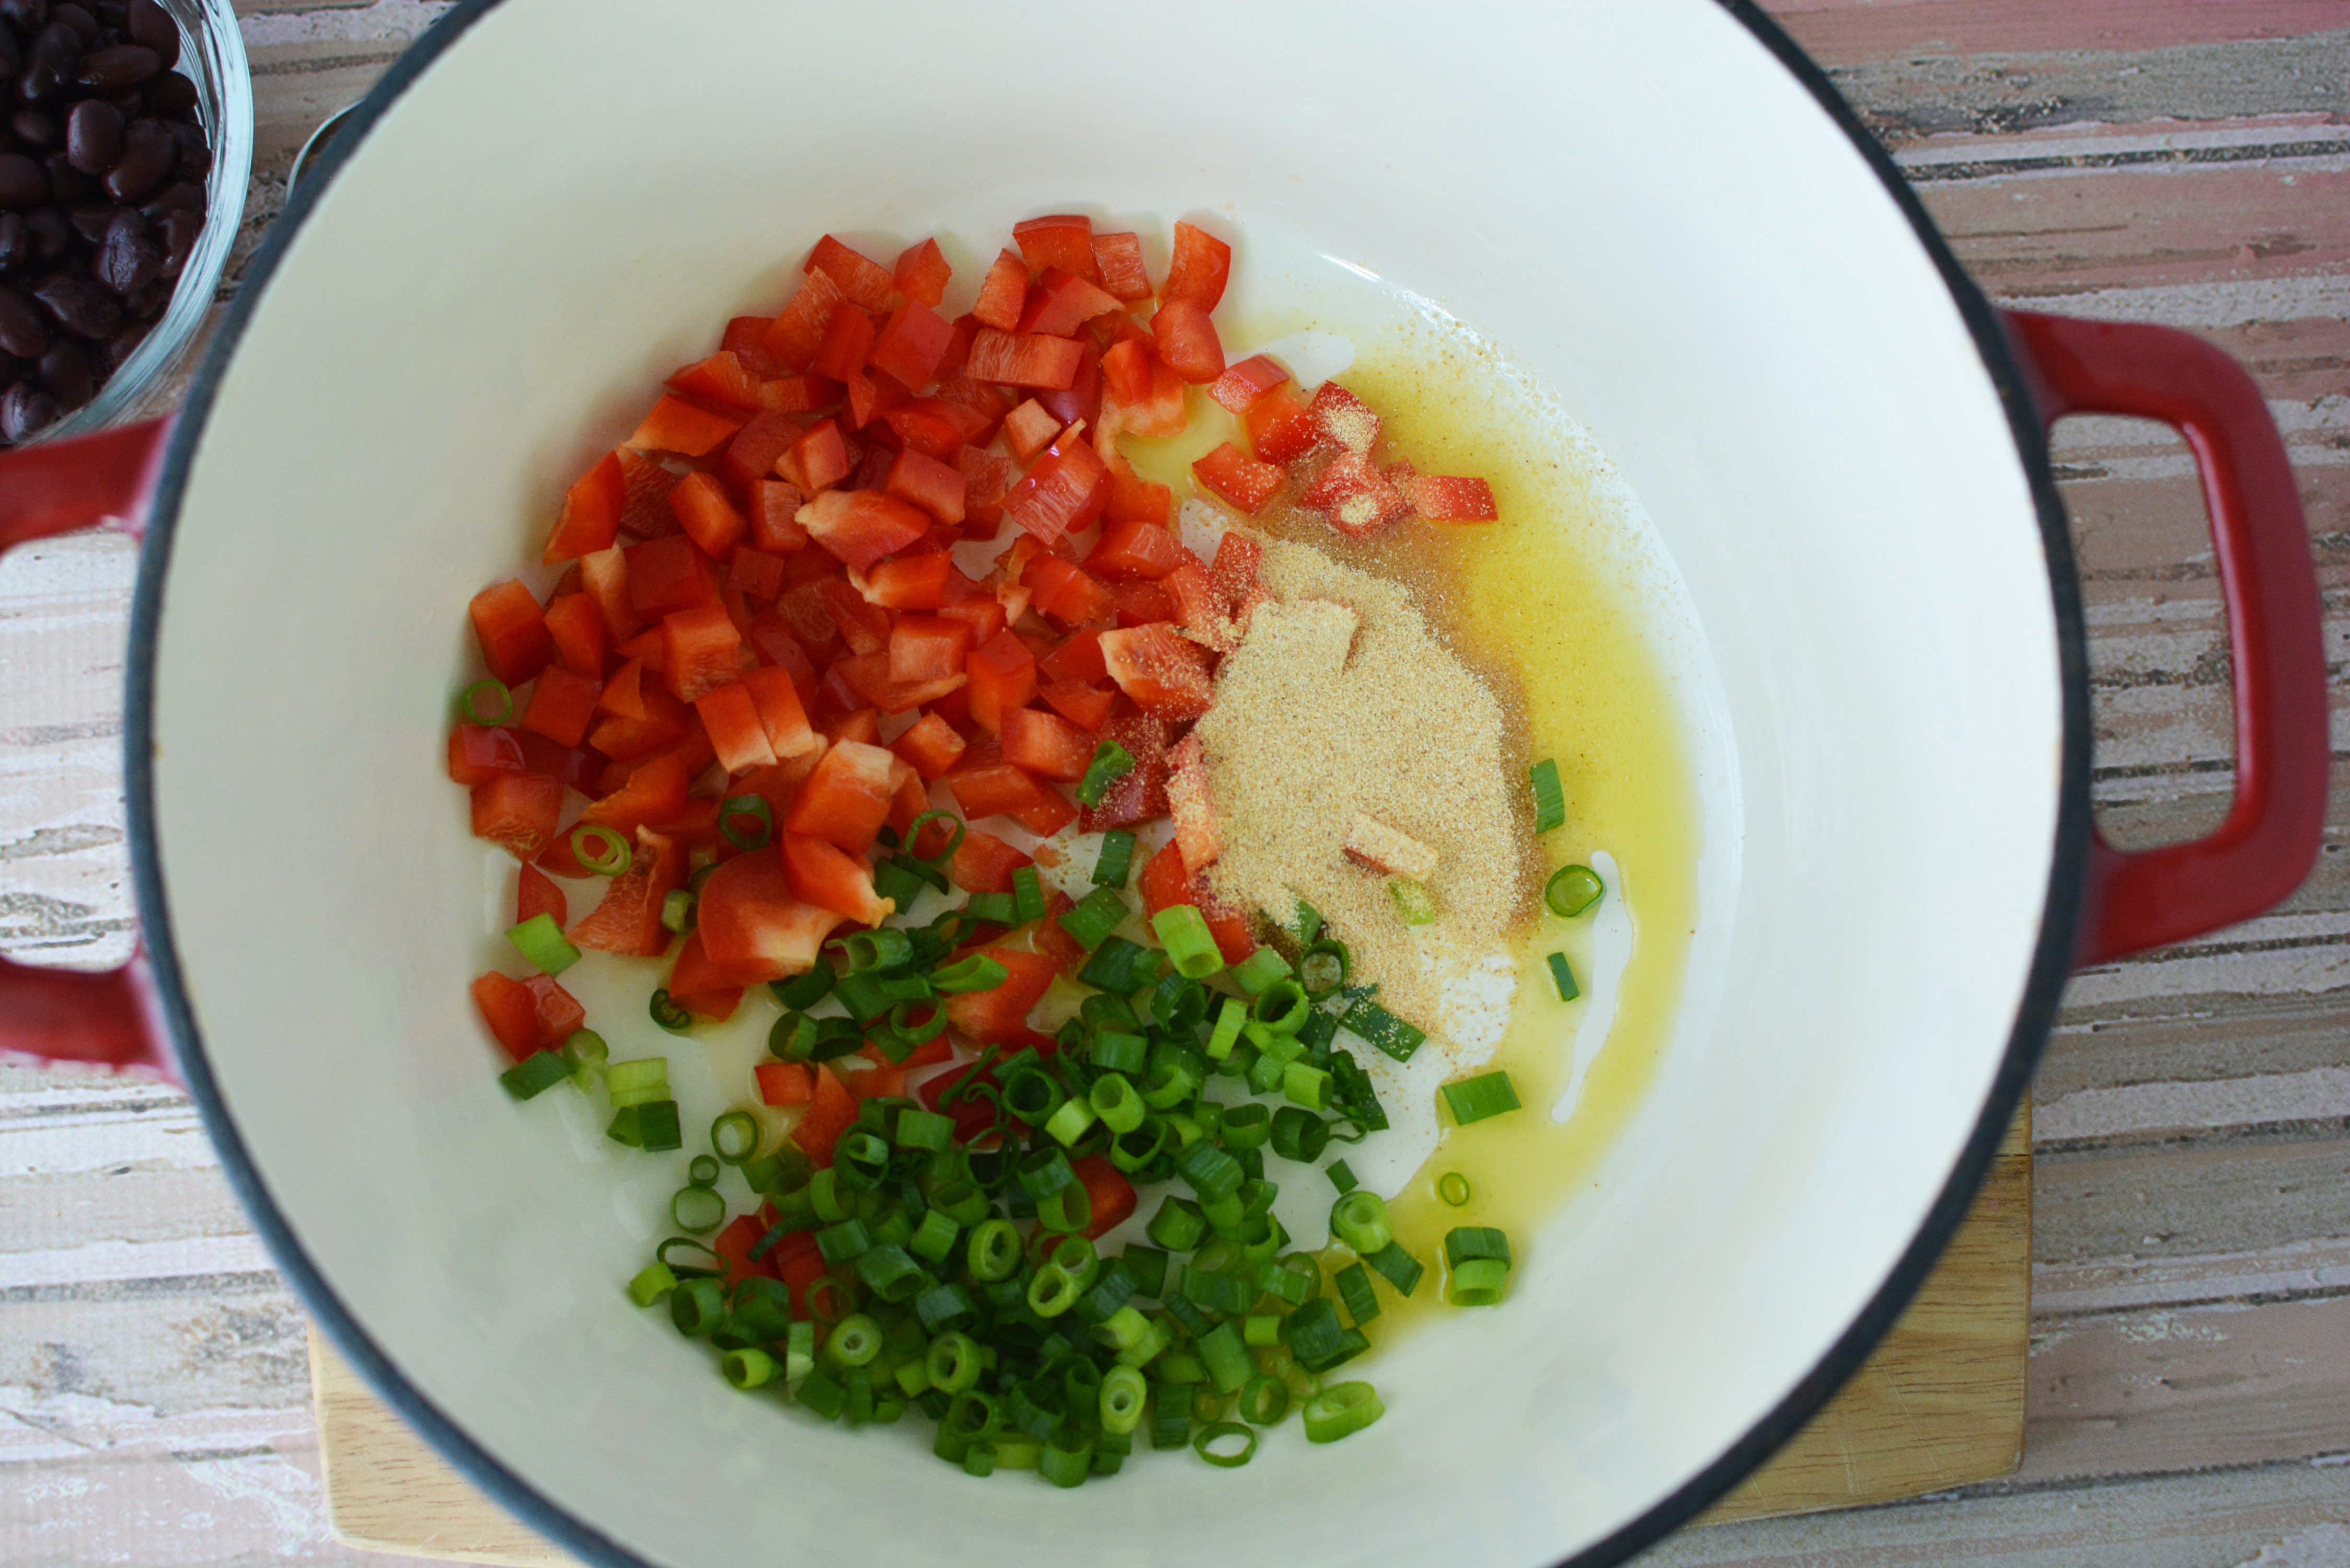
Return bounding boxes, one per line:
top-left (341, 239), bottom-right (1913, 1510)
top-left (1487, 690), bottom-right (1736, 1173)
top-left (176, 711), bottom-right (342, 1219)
top-left (39, 0), bottom-right (252, 443)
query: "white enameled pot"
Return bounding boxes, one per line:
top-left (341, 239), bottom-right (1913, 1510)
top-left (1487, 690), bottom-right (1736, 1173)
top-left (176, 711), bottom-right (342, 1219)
top-left (0, 3), bottom-right (2326, 1566)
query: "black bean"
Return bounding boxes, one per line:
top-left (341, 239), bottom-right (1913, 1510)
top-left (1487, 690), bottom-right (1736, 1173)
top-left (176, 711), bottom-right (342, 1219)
top-left (0, 210), bottom-right (26, 272)
top-left (0, 0), bottom-right (45, 34)
top-left (30, 269), bottom-right (113, 335)
top-left (123, 0), bottom-right (168, 68)
top-left (155, 199), bottom-right (186, 271)
top-left (61, 92), bottom-right (108, 167)
top-left (1, 376), bottom-right (58, 439)
top-left (22, 202), bottom-right (64, 259)
top-left (17, 35), bottom-right (71, 103)
top-left (0, 282), bottom-right (41, 353)
top-left (143, 66), bottom-right (183, 116)
top-left (37, 331), bottom-right (85, 405)
top-left (89, 209), bottom-right (148, 293)
top-left (133, 174), bottom-right (192, 217)
top-left (0, 149), bottom-right (42, 205)
top-left (4, 105), bottom-right (45, 144)
top-left (97, 110), bottom-right (159, 198)
top-left (73, 41), bottom-right (147, 88)
top-left (41, 148), bottom-right (77, 203)
top-left (99, 311), bottom-right (141, 363)
top-left (0, 26), bottom-right (20, 76)
top-left (63, 198), bottom-right (105, 238)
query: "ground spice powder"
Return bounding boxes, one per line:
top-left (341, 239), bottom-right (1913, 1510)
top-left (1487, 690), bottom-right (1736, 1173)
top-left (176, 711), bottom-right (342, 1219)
top-left (1195, 533), bottom-right (1526, 1037)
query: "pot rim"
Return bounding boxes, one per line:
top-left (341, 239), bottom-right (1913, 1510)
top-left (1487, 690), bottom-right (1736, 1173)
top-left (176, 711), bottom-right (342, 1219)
top-left (120, 3), bottom-right (2093, 1563)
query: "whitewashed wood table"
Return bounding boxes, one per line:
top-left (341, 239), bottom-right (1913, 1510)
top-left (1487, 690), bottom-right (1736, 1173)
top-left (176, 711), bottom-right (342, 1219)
top-left (4, 3), bottom-right (2346, 1564)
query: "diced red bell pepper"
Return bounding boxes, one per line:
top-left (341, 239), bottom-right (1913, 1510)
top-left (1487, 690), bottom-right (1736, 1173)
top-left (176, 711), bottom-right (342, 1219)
top-left (891, 712), bottom-right (966, 782)
top-left (665, 350), bottom-right (763, 412)
top-left (782, 832), bottom-right (894, 925)
top-left (579, 544), bottom-right (643, 643)
top-left (697, 849), bottom-right (842, 984)
top-left (579, 749), bottom-right (691, 837)
top-left (965, 629), bottom-right (1038, 735)
top-left (729, 545), bottom-right (787, 603)
top-left (779, 417), bottom-right (853, 494)
top-left (1107, 347), bottom-right (1188, 440)
top-left (1402, 474), bottom-right (1501, 522)
top-left (944, 757), bottom-right (1077, 836)
top-left (756, 1059), bottom-right (816, 1107)
top-left (751, 480), bottom-right (809, 554)
top-left (543, 592), bottom-right (608, 679)
top-left (567, 826), bottom-right (685, 957)
top-left (1099, 339), bottom-right (1150, 405)
top-left (516, 862), bottom-right (568, 929)
top-left (1091, 230), bottom-right (1150, 301)
top-left (586, 679), bottom-right (692, 762)
top-left (880, 402), bottom-right (966, 461)
top-left (883, 447), bottom-right (967, 526)
top-left (1021, 266), bottom-right (1122, 338)
top-left (708, 1214), bottom-right (770, 1290)
top-left (1102, 447), bottom-right (1174, 529)
top-left (971, 248), bottom-right (1029, 331)
top-left (806, 234), bottom-right (894, 313)
top-left (666, 932), bottom-right (744, 1021)
top-left (1000, 706), bottom-right (1095, 782)
top-left (810, 300), bottom-right (876, 384)
top-left (1198, 879), bottom-right (1258, 966)
top-left (1301, 451), bottom-right (1412, 537)
top-left (1151, 299), bottom-right (1225, 384)
top-left (966, 329), bottom-right (1085, 390)
top-left (763, 267), bottom-right (846, 372)
top-left (1193, 441), bottom-right (1285, 516)
top-left (1162, 220), bottom-right (1232, 310)
top-left (524, 972), bottom-right (584, 1046)
top-left (812, 577), bottom-right (890, 656)
top-left (1246, 385), bottom-right (1317, 463)
top-left (542, 449), bottom-right (624, 564)
top-left (469, 580), bottom-right (555, 688)
top-left (799, 488), bottom-right (929, 572)
top-left (617, 447), bottom-right (681, 539)
top-left (1209, 355), bottom-right (1288, 416)
top-left (1099, 622), bottom-right (1216, 719)
top-left (627, 394), bottom-right (743, 457)
top-left (1039, 679), bottom-right (1114, 733)
top-left (1164, 561), bottom-right (1237, 652)
top-left (716, 412), bottom-right (802, 500)
top-left (941, 947), bottom-right (1061, 1046)
top-left (448, 723), bottom-right (526, 786)
top-left (1012, 214), bottom-right (1099, 282)
top-left (471, 972), bottom-right (543, 1063)
top-left (759, 372), bottom-right (840, 414)
top-left (1003, 431), bottom-right (1109, 545)
top-left (661, 604), bottom-right (743, 702)
top-left (792, 1064), bottom-right (859, 1166)
top-left (855, 551), bottom-right (959, 611)
top-left (1139, 841), bottom-right (1192, 917)
top-left (1079, 717), bottom-right (1168, 832)
top-left (1024, 556), bottom-right (1116, 627)
top-left (1210, 531), bottom-right (1262, 605)
top-left (1088, 517), bottom-right (1185, 581)
top-left (1002, 399), bottom-right (1061, 462)
top-left (724, 314), bottom-right (781, 376)
top-left (782, 739), bottom-right (900, 854)
top-left (520, 665), bottom-right (600, 748)
top-left (1112, 578), bottom-right (1177, 627)
top-left (739, 664), bottom-right (818, 760)
top-left (868, 301), bottom-right (952, 391)
top-left (627, 535), bottom-right (720, 620)
top-left (1040, 627), bottom-right (1109, 686)
top-left (1308, 381), bottom-right (1381, 454)
top-left (1034, 338), bottom-right (1102, 432)
top-left (887, 615), bottom-right (972, 684)
top-left (958, 445), bottom-right (1017, 529)
top-left (696, 683), bottom-right (777, 774)
top-left (948, 827), bottom-right (1032, 894)
top-left (1072, 1152), bottom-right (1138, 1240)
top-left (1167, 730), bottom-right (1221, 873)
top-left (471, 772), bottom-right (563, 861)
top-left (832, 653), bottom-right (967, 716)
top-left (669, 472), bottom-right (747, 561)
top-left (516, 731), bottom-right (600, 793)
top-left (893, 237), bottom-right (951, 309)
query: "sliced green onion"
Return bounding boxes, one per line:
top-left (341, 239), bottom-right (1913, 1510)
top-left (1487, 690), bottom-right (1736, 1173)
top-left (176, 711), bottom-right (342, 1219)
top-left (1282, 1062), bottom-right (1330, 1110)
top-left (1176, 1140), bottom-right (1243, 1202)
top-left (1250, 977), bottom-right (1310, 1035)
top-left (1044, 1094), bottom-right (1098, 1147)
top-left (1301, 1381), bottom-right (1385, 1443)
top-left (1039, 1430), bottom-right (1092, 1489)
top-left (1269, 1107), bottom-right (1329, 1163)
top-left (1075, 740), bottom-right (1136, 808)
top-left (1297, 939), bottom-right (1350, 999)
top-left (1438, 1170), bottom-right (1472, 1206)
top-left (559, 1028), bottom-right (607, 1078)
top-left (633, 1101), bottom-right (681, 1152)
top-left (1238, 1372), bottom-right (1291, 1426)
top-left (834, 928), bottom-right (914, 973)
top-left (625, 1262), bottom-right (677, 1307)
top-left (871, 856), bottom-right (929, 911)
top-left (1545, 863), bottom-right (1604, 917)
top-left (605, 1056), bottom-right (671, 1108)
top-left (1529, 757), bottom-right (1566, 834)
top-left (1448, 1258), bottom-right (1510, 1306)
top-left (1090, 1030), bottom-right (1148, 1075)
top-left (1388, 878), bottom-right (1438, 926)
top-left (669, 1276), bottom-right (725, 1336)
top-left (825, 1313), bottom-right (883, 1367)
top-left (1193, 1420), bottom-right (1256, 1468)
top-left (1147, 1196), bottom-right (1207, 1252)
top-left (1150, 904), bottom-right (1224, 979)
top-left (1098, 1365), bottom-right (1146, 1434)
top-left (718, 794), bottom-right (774, 851)
top-left (1331, 1190), bottom-right (1395, 1254)
top-left (499, 1050), bottom-right (571, 1101)
top-left (505, 914), bottom-right (580, 976)
top-left (1078, 936), bottom-right (1157, 993)
top-left (1326, 1159), bottom-right (1359, 1194)
top-left (928, 953), bottom-right (1008, 994)
top-left (1206, 996), bottom-right (1247, 1059)
top-left (1231, 947), bottom-right (1291, 997)
top-left (772, 958), bottom-right (834, 1011)
top-left (895, 1107), bottom-right (955, 1150)
top-left (710, 1110), bottom-right (761, 1163)
top-left (964, 891), bottom-right (1019, 926)
top-left (670, 1184), bottom-right (725, 1235)
top-left (1196, 1322), bottom-right (1253, 1394)
top-left (1334, 1262), bottom-right (1380, 1324)
top-left (659, 889), bottom-right (696, 934)
top-left (1011, 865), bottom-right (1047, 925)
top-left (1003, 1065), bottom-right (1066, 1126)
top-left (568, 823), bottom-right (630, 877)
top-left (1338, 997), bottom-right (1425, 1064)
top-left (925, 1331), bottom-right (982, 1394)
top-left (1057, 885), bottom-right (1130, 951)
top-left (1547, 950), bottom-right (1581, 1002)
top-left (1026, 1262), bottom-right (1081, 1318)
top-left (648, 989), bottom-right (693, 1033)
top-left (1219, 1102), bottom-right (1272, 1150)
top-left (687, 1154), bottom-right (721, 1187)
top-left (1442, 1069), bottom-right (1523, 1126)
top-left (1092, 829), bottom-right (1137, 888)
top-left (904, 809), bottom-right (965, 867)
top-left (1365, 1241), bottom-right (1425, 1298)
top-left (458, 677), bottom-right (512, 725)
top-left (854, 1243), bottom-right (927, 1303)
top-left (1089, 1073), bottom-right (1145, 1134)
top-left (968, 1218), bottom-right (1021, 1282)
top-left (1444, 1226), bottom-right (1512, 1268)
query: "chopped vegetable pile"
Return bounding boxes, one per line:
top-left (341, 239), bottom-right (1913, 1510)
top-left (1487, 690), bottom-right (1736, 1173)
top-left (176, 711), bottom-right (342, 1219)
top-left (448, 213), bottom-right (1598, 1482)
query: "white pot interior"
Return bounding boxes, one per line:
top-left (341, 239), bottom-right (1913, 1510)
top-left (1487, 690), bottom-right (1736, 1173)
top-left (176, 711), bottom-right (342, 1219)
top-left (145, 2), bottom-right (2060, 1564)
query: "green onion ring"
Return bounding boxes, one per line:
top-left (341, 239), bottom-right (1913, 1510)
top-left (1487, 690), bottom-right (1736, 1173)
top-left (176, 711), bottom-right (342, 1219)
top-left (904, 809), bottom-right (965, 867)
top-left (569, 823), bottom-right (631, 877)
top-left (1545, 863), bottom-right (1605, 918)
top-left (1438, 1171), bottom-right (1473, 1207)
top-left (670, 1184), bottom-right (725, 1235)
top-left (718, 794), bottom-right (774, 852)
top-left (655, 1237), bottom-right (723, 1277)
top-left (710, 1110), bottom-right (761, 1165)
top-left (1297, 940), bottom-right (1350, 999)
top-left (1193, 1421), bottom-right (1257, 1468)
top-left (458, 677), bottom-right (512, 725)
top-left (649, 989), bottom-right (693, 1033)
top-left (686, 1154), bottom-right (722, 1188)
top-left (803, 1276), bottom-right (853, 1325)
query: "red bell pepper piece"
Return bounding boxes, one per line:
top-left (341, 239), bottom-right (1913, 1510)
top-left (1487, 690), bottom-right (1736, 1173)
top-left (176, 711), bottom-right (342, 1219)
top-left (723, 315), bottom-right (781, 376)
top-left (888, 615), bottom-right (972, 684)
top-left (943, 757), bottom-right (1077, 837)
top-left (447, 723), bottom-right (527, 786)
top-left (880, 402), bottom-right (967, 462)
top-left (468, 580), bottom-right (555, 688)
top-left (782, 832), bottom-right (895, 925)
top-left (579, 544), bottom-right (643, 643)
top-left (958, 445), bottom-right (1017, 529)
top-left (709, 1214), bottom-right (770, 1288)
top-left (868, 300), bottom-right (952, 391)
top-left (815, 577), bottom-right (892, 656)
top-left (697, 850), bottom-right (842, 984)
top-left (1090, 230), bottom-right (1150, 301)
top-left (716, 411), bottom-right (802, 500)
top-left (1039, 680), bottom-right (1114, 733)
top-left (543, 592), bottom-right (608, 679)
top-left (800, 488), bottom-right (930, 572)
top-left (1001, 399), bottom-right (1061, 463)
top-left (856, 551), bottom-right (961, 611)
top-left (524, 972), bottom-right (584, 1046)
top-left (1402, 474), bottom-right (1501, 522)
top-left (579, 750), bottom-right (691, 837)
top-left (1139, 841), bottom-right (1192, 917)
top-left (1112, 578), bottom-right (1177, 627)
top-left (665, 350), bottom-right (762, 412)
top-left (729, 545), bottom-right (787, 604)
top-left (1087, 517), bottom-right (1185, 581)
top-left (1198, 879), bottom-right (1258, 966)
top-left (972, 248), bottom-right (1029, 331)
top-left (1003, 431), bottom-right (1109, 545)
top-left (891, 712), bottom-right (967, 782)
top-left (1000, 706), bottom-right (1095, 782)
top-left (810, 301), bottom-right (876, 384)
top-left (782, 739), bottom-right (901, 854)
top-left (1192, 441), bottom-right (1285, 516)
top-left (831, 653), bottom-right (967, 716)
top-left (520, 665), bottom-right (601, 748)
top-left (567, 827), bottom-right (686, 958)
top-left (470, 972), bottom-right (543, 1063)
top-left (470, 772), bottom-right (563, 861)
top-left (1035, 338), bottom-right (1102, 432)
top-left (779, 418), bottom-right (852, 494)
top-left (627, 535), bottom-right (720, 620)
top-left (696, 683), bottom-right (777, 774)
top-left (660, 604), bottom-right (743, 702)
top-left (948, 828), bottom-right (1033, 894)
top-left (756, 1060), bottom-right (815, 1106)
top-left (1012, 214), bottom-right (1099, 283)
top-left (1079, 712), bottom-right (1169, 835)
top-left (762, 267), bottom-right (846, 372)
top-left (1072, 1152), bottom-right (1138, 1240)
top-left (1099, 622), bottom-right (1216, 719)
top-left (805, 234), bottom-right (894, 313)
top-left (751, 480), bottom-right (809, 554)
top-left (667, 931), bottom-right (744, 1021)
top-left (893, 237), bottom-right (951, 309)
top-left (792, 1065), bottom-right (859, 1166)
top-left (1307, 381), bottom-right (1381, 454)
top-left (1208, 354), bottom-right (1288, 416)
top-left (626, 395), bottom-right (743, 457)
top-left (1151, 299), bottom-right (1224, 384)
top-left (883, 447), bottom-right (967, 526)
top-left (965, 629), bottom-right (1038, 735)
top-left (1021, 266), bottom-right (1122, 338)
top-left (1300, 451), bottom-right (1412, 537)
top-left (739, 664), bottom-right (817, 760)
top-left (516, 863), bottom-right (568, 929)
top-left (1024, 556), bottom-right (1117, 627)
top-left (941, 947), bottom-right (1061, 1046)
top-left (669, 472), bottom-right (747, 561)
top-left (966, 329), bottom-right (1085, 390)
top-left (616, 447), bottom-right (681, 539)
top-left (585, 678), bottom-right (690, 762)
top-left (1246, 384), bottom-right (1317, 463)
top-left (1162, 220), bottom-right (1231, 309)
top-left (542, 449), bottom-right (624, 564)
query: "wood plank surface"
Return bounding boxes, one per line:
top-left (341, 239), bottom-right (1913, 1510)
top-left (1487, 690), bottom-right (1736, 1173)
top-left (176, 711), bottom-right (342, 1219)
top-left (3, 3), bottom-right (2346, 1566)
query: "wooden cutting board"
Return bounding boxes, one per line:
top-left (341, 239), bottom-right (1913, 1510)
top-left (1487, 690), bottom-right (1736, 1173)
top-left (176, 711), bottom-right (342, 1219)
top-left (309, 1110), bottom-right (2030, 1561)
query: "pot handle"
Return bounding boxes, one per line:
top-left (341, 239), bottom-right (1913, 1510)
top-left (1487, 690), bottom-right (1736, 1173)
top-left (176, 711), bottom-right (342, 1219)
top-left (2001, 312), bottom-right (2328, 967)
top-left (0, 416), bottom-right (177, 1079)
